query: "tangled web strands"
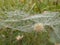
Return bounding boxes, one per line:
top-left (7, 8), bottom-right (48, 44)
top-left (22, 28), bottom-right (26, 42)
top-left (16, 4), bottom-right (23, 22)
top-left (0, 10), bottom-right (60, 43)
top-left (0, 10), bottom-right (60, 32)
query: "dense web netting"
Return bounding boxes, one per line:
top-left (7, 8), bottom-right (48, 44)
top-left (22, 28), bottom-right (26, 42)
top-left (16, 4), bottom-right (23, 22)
top-left (0, 11), bottom-right (60, 32)
top-left (0, 10), bottom-right (60, 43)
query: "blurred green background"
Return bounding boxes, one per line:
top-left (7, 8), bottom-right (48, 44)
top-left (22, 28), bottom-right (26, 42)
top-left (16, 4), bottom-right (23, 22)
top-left (0, 0), bottom-right (60, 45)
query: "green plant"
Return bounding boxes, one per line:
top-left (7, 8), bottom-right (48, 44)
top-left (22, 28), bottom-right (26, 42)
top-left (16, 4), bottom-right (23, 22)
top-left (0, 0), bottom-right (60, 45)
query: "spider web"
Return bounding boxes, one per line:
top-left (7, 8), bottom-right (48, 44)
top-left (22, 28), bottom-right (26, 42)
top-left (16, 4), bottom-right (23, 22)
top-left (0, 10), bottom-right (60, 43)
